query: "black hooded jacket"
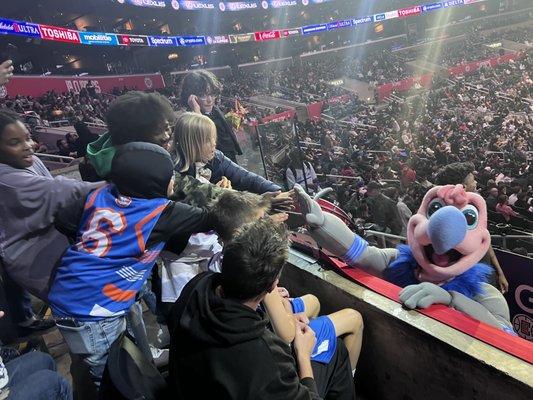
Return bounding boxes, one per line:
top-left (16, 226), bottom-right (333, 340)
top-left (169, 272), bottom-right (321, 400)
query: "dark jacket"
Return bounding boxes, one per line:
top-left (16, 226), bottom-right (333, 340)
top-left (366, 193), bottom-right (403, 235)
top-left (182, 150), bottom-right (281, 194)
top-left (169, 272), bottom-right (321, 400)
top-left (206, 106), bottom-right (242, 156)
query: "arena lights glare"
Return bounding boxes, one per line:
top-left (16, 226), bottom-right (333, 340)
top-left (0, 0), bottom-right (485, 48)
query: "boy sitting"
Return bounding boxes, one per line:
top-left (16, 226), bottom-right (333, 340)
top-left (169, 219), bottom-right (355, 399)
top-left (48, 142), bottom-right (218, 396)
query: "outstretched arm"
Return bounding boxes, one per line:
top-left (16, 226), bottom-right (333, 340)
top-left (294, 184), bottom-right (396, 275)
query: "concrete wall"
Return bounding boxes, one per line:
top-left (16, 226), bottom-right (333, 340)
top-left (280, 254), bottom-right (532, 400)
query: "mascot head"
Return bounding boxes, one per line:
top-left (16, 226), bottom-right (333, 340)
top-left (407, 185), bottom-right (490, 283)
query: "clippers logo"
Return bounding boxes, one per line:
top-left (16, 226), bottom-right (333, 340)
top-left (374, 13), bottom-right (385, 22)
top-left (171, 0), bottom-right (180, 9)
top-left (115, 195), bottom-right (132, 208)
top-left (144, 77), bottom-right (153, 89)
top-left (512, 314), bottom-right (532, 341)
top-left (254, 30), bottom-right (281, 41)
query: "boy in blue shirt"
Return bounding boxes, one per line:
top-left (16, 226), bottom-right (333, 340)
top-left (49, 142), bottom-right (217, 396)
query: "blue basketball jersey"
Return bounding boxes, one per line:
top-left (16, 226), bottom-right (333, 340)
top-left (49, 185), bottom-right (169, 321)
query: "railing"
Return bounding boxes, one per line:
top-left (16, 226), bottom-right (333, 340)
top-left (35, 152), bottom-right (77, 165)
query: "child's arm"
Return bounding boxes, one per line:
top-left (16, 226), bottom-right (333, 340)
top-left (263, 290), bottom-right (296, 344)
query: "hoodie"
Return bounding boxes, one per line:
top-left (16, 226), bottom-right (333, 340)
top-left (86, 132), bottom-right (115, 179)
top-left (0, 156), bottom-right (98, 300)
top-left (169, 272), bottom-right (321, 400)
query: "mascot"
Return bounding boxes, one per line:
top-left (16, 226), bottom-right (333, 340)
top-left (294, 183), bottom-right (514, 333)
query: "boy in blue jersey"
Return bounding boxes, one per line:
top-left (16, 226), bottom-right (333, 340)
top-left (48, 142), bottom-right (217, 397)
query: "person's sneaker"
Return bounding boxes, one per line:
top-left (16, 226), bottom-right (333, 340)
top-left (16, 318), bottom-right (56, 337)
top-left (155, 325), bottom-right (170, 348)
top-left (150, 345), bottom-right (169, 369)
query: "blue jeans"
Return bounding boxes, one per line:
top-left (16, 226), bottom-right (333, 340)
top-left (5, 352), bottom-right (72, 400)
top-left (55, 315), bottom-right (126, 398)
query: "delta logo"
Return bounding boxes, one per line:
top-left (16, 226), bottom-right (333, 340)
top-left (398, 6), bottom-right (422, 17)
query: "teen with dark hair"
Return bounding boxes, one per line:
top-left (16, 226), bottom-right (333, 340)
top-left (435, 162), bottom-right (477, 191)
top-left (0, 110), bottom-right (97, 333)
top-left (87, 91), bottom-right (175, 179)
top-left (434, 162), bottom-right (509, 293)
top-left (169, 219), bottom-right (355, 400)
top-left (179, 70), bottom-right (242, 163)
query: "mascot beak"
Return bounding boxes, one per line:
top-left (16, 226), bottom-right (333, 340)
top-left (427, 206), bottom-right (467, 255)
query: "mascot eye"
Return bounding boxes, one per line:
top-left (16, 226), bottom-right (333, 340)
top-left (462, 205), bottom-right (479, 229)
top-left (427, 199), bottom-right (445, 217)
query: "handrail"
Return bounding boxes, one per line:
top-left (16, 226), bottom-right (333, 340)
top-left (35, 152), bottom-right (75, 163)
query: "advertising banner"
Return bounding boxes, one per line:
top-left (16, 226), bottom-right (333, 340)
top-left (176, 36), bottom-right (206, 46)
top-left (79, 32), bottom-right (118, 46)
top-left (254, 30), bottom-right (281, 41)
top-left (327, 20), bottom-right (353, 31)
top-left (148, 36), bottom-right (177, 46)
top-left (398, 6), bottom-right (422, 17)
top-left (219, 1), bottom-right (259, 11)
top-left (229, 33), bottom-right (254, 43)
top-left (497, 250), bottom-right (533, 341)
top-left (0, 18), bottom-right (40, 38)
top-left (39, 25), bottom-right (81, 43)
top-left (206, 35), bottom-right (230, 44)
top-left (447, 52), bottom-right (522, 76)
top-left (302, 24), bottom-right (327, 35)
top-left (117, 34), bottom-right (149, 46)
top-left (260, 109), bottom-right (296, 124)
top-left (376, 74), bottom-right (433, 100)
top-left (422, 2), bottom-right (443, 12)
top-left (3, 73), bottom-right (165, 98)
top-left (352, 16), bottom-right (373, 26)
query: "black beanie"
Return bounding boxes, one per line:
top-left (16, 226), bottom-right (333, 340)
top-left (110, 142), bottom-right (174, 199)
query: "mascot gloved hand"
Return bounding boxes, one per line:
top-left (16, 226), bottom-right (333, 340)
top-left (294, 184), bottom-right (514, 333)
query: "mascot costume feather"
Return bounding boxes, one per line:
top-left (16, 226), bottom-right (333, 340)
top-left (294, 183), bottom-right (514, 333)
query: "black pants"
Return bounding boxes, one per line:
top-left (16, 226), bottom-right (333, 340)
top-left (312, 338), bottom-right (355, 400)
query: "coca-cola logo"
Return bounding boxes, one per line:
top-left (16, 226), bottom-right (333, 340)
top-left (254, 30), bottom-right (280, 41)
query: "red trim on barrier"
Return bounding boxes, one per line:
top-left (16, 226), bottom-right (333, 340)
top-left (319, 253), bottom-right (533, 364)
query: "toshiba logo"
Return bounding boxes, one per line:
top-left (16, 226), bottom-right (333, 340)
top-left (40, 26), bottom-right (80, 42)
